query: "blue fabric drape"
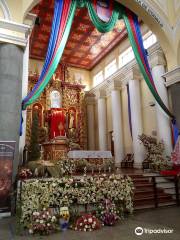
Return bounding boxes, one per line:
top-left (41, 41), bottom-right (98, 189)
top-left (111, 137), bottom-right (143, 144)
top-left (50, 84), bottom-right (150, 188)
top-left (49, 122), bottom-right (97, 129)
top-left (133, 14), bottom-right (153, 80)
top-left (172, 119), bottom-right (179, 147)
top-left (22, 0), bottom-right (63, 105)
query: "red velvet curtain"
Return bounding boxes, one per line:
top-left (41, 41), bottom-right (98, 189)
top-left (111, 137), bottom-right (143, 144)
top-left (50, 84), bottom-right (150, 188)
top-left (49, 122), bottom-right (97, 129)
top-left (50, 109), bottom-right (66, 139)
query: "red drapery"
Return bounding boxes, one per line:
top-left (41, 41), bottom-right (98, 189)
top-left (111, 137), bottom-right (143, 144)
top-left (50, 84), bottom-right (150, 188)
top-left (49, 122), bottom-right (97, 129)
top-left (50, 109), bottom-right (66, 139)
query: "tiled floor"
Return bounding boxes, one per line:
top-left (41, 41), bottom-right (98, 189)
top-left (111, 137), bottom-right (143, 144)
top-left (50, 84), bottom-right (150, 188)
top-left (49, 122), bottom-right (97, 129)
top-left (0, 206), bottom-right (180, 240)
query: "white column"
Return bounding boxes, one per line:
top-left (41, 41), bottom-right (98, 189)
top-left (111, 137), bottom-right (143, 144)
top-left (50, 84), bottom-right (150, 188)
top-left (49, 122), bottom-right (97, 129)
top-left (129, 79), bottom-right (144, 168)
top-left (151, 50), bottom-right (172, 155)
top-left (111, 88), bottom-right (124, 165)
top-left (98, 92), bottom-right (107, 150)
top-left (19, 38), bottom-right (30, 162)
top-left (86, 95), bottom-right (95, 150)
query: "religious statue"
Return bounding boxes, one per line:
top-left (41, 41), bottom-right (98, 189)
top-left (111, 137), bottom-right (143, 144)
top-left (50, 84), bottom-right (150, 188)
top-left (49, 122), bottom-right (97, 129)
top-left (69, 110), bottom-right (75, 129)
top-left (66, 109), bottom-right (77, 140)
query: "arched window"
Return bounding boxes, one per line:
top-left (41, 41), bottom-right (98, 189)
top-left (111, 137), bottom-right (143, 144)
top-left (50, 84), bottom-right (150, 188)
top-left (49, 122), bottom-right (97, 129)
top-left (50, 90), bottom-right (61, 108)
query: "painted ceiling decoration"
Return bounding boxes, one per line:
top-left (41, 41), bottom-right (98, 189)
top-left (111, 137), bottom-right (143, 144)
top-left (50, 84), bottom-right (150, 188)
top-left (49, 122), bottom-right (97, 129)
top-left (30, 0), bottom-right (126, 69)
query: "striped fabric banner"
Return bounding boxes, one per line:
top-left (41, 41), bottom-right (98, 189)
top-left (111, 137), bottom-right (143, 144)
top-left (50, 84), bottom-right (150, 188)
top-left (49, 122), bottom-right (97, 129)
top-left (122, 9), bottom-right (174, 119)
top-left (22, 0), bottom-right (77, 110)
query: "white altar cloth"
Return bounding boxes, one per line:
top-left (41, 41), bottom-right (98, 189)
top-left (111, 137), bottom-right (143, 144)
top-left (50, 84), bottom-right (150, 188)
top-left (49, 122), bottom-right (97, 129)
top-left (68, 151), bottom-right (112, 159)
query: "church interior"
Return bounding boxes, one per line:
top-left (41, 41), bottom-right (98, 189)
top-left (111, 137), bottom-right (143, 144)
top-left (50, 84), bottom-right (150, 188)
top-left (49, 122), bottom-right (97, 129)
top-left (0, 0), bottom-right (180, 239)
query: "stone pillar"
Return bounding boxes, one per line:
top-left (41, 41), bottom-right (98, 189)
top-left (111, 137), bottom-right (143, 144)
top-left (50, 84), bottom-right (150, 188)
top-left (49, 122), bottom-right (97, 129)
top-left (128, 68), bottom-right (144, 168)
top-left (111, 82), bottom-right (124, 166)
top-left (19, 38), bottom-right (30, 162)
top-left (0, 43), bottom-right (23, 177)
top-left (97, 90), bottom-right (107, 150)
top-left (86, 94), bottom-right (95, 150)
top-left (163, 66), bottom-right (180, 130)
top-left (150, 49), bottom-right (172, 155)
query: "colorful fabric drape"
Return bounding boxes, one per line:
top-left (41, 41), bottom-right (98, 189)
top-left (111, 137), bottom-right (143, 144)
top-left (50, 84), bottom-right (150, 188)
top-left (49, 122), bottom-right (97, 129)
top-left (22, 0), bottom-right (77, 110)
top-left (171, 119), bottom-right (179, 147)
top-left (122, 9), bottom-right (174, 119)
top-left (127, 84), bottom-right (133, 139)
top-left (86, 0), bottom-right (121, 33)
top-left (22, 0), bottom-right (177, 137)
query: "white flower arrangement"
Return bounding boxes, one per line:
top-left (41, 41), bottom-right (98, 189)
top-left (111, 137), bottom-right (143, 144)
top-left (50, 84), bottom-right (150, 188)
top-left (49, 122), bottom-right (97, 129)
top-left (18, 174), bottom-right (134, 228)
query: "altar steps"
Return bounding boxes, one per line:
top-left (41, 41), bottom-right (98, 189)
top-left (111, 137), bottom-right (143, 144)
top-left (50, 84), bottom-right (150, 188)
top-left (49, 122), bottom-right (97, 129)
top-left (130, 174), bottom-right (176, 210)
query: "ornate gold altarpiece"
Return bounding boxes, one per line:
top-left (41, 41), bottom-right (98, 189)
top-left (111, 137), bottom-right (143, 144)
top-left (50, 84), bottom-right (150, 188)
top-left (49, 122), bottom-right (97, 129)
top-left (26, 69), bottom-right (87, 162)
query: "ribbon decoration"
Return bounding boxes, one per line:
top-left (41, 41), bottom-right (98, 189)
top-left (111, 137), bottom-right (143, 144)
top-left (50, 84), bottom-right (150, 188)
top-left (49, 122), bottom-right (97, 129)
top-left (86, 0), bottom-right (121, 33)
top-left (22, 0), bottom-right (77, 109)
top-left (122, 9), bottom-right (174, 119)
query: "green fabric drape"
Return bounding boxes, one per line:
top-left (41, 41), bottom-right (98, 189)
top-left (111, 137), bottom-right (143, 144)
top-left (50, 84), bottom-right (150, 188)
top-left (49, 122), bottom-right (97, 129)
top-left (86, 0), bottom-right (122, 33)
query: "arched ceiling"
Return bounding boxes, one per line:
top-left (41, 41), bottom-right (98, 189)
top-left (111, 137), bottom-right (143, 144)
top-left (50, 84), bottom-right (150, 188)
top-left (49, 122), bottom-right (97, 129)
top-left (29, 0), bottom-right (127, 70)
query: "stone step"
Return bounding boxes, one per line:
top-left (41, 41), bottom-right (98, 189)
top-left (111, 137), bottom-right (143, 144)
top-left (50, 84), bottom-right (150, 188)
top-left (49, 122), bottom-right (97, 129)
top-left (134, 194), bottom-right (174, 207)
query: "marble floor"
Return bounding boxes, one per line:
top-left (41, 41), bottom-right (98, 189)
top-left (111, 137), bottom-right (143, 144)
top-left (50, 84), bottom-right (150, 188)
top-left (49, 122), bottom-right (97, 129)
top-left (0, 206), bottom-right (179, 240)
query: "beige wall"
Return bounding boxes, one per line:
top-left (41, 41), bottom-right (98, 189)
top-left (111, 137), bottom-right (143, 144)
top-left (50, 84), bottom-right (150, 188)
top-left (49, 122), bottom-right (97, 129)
top-left (68, 66), bottom-right (91, 91)
top-left (140, 80), bottom-right (157, 136)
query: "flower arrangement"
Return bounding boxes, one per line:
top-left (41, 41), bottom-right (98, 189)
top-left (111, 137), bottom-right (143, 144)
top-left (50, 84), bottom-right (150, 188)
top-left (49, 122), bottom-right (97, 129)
top-left (96, 200), bottom-right (120, 226)
top-left (18, 174), bottom-right (134, 230)
top-left (28, 209), bottom-right (57, 235)
top-left (139, 134), bottom-right (171, 171)
top-left (74, 158), bottom-right (114, 172)
top-left (18, 168), bottom-right (32, 180)
top-left (56, 158), bottom-right (76, 176)
top-left (74, 214), bottom-right (101, 231)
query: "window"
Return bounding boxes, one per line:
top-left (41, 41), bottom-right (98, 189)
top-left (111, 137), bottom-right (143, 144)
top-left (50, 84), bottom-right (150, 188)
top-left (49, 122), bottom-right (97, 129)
top-left (93, 71), bottom-right (104, 87)
top-left (119, 47), bottom-right (134, 68)
top-left (105, 59), bottom-right (117, 78)
top-left (143, 33), bottom-right (157, 49)
top-left (119, 33), bottom-right (157, 68)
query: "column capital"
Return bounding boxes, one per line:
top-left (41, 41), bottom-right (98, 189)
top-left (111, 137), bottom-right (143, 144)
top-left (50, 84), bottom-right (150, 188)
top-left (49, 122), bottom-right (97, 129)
top-left (0, 14), bottom-right (36, 47)
top-left (149, 49), bottom-right (166, 68)
top-left (124, 66), bottom-right (142, 84)
top-left (85, 93), bottom-right (96, 105)
top-left (162, 66), bottom-right (180, 87)
top-left (96, 88), bottom-right (107, 99)
top-left (106, 79), bottom-right (121, 96)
